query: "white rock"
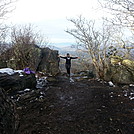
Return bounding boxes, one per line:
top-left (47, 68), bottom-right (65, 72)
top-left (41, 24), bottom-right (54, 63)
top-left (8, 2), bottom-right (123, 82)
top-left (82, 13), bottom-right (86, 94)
top-left (0, 68), bottom-right (14, 75)
top-left (124, 93), bottom-right (128, 97)
top-left (70, 77), bottom-right (74, 83)
top-left (129, 97), bottom-right (134, 100)
top-left (19, 74), bottom-right (24, 77)
top-left (130, 92), bottom-right (134, 95)
top-left (39, 95), bottom-right (44, 98)
top-left (0, 68), bottom-right (24, 76)
top-left (24, 88), bottom-right (31, 92)
top-left (14, 70), bottom-right (23, 74)
top-left (11, 96), bottom-right (14, 99)
top-left (129, 84), bottom-right (134, 87)
top-left (108, 81), bottom-right (115, 87)
top-left (110, 92), bottom-right (114, 94)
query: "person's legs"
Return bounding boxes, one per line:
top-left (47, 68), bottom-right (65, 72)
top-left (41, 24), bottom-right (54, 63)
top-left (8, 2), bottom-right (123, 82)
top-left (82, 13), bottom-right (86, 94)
top-left (67, 67), bottom-right (70, 76)
top-left (65, 64), bottom-right (71, 77)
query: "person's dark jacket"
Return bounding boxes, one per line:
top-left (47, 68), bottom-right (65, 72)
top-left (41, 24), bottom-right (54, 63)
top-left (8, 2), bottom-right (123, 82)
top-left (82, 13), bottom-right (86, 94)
top-left (60, 56), bottom-right (78, 65)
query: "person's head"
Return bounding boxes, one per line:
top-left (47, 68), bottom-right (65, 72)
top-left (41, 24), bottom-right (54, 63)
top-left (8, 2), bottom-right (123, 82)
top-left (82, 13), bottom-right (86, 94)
top-left (67, 53), bottom-right (70, 57)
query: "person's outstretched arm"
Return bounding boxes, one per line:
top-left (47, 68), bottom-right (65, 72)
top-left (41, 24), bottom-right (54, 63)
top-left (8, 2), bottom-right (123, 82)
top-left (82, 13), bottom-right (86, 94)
top-left (71, 57), bottom-right (79, 59)
top-left (60, 56), bottom-right (67, 59)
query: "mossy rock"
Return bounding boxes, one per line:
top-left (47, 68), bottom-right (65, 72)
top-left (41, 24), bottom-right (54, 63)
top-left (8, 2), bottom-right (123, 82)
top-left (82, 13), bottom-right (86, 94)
top-left (104, 65), bottom-right (134, 84)
top-left (122, 59), bottom-right (134, 71)
top-left (110, 56), bottom-right (123, 65)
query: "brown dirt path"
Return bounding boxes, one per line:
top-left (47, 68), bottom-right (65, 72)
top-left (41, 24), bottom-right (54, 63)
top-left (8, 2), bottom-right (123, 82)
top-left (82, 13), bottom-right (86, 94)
top-left (15, 77), bottom-right (134, 134)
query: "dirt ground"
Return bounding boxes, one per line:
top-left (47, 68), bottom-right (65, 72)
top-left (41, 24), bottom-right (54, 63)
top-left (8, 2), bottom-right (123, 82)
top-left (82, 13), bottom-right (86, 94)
top-left (12, 76), bottom-right (134, 134)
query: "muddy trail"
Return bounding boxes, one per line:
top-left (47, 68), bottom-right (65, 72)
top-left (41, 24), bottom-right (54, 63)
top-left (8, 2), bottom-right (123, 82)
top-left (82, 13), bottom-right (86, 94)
top-left (11, 76), bottom-right (134, 134)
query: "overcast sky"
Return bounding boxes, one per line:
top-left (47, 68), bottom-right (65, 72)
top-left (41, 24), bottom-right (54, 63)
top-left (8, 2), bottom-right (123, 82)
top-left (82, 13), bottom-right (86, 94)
top-left (8, 0), bottom-right (104, 47)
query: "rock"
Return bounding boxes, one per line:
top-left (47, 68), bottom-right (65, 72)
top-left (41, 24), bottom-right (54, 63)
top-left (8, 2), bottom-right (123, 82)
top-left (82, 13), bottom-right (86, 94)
top-left (122, 85), bottom-right (129, 90)
top-left (77, 71), bottom-right (88, 76)
top-left (74, 70), bottom-right (95, 79)
top-left (37, 47), bottom-right (60, 76)
top-left (110, 56), bottom-right (123, 65)
top-left (17, 107), bottom-right (23, 110)
top-left (129, 84), bottom-right (134, 87)
top-left (47, 76), bottom-right (58, 82)
top-left (104, 64), bottom-right (134, 84)
top-left (70, 77), bottom-right (74, 82)
top-left (122, 59), bottom-right (134, 71)
top-left (108, 81), bottom-right (115, 87)
top-left (0, 46), bottom-right (60, 76)
top-left (0, 88), bottom-right (18, 134)
top-left (36, 77), bottom-right (48, 89)
top-left (0, 72), bottom-right (36, 94)
top-left (75, 77), bottom-right (86, 81)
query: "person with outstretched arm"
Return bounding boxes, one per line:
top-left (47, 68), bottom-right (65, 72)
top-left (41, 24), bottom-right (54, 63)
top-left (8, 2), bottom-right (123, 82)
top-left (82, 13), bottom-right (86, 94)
top-left (59, 53), bottom-right (79, 77)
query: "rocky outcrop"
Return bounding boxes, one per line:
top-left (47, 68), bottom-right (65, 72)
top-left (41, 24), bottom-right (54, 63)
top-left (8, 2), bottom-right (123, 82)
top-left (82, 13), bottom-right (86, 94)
top-left (37, 47), bottom-right (60, 76)
top-left (0, 72), bottom-right (36, 93)
top-left (0, 88), bottom-right (18, 134)
top-left (0, 46), bottom-right (60, 76)
top-left (104, 57), bottom-right (134, 84)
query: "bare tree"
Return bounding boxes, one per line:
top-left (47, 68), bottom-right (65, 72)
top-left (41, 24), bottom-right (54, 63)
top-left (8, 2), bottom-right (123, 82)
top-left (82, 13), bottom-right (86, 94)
top-left (0, 0), bottom-right (16, 53)
top-left (99, 0), bottom-right (134, 28)
top-left (99, 0), bottom-right (134, 59)
top-left (0, 0), bottom-right (16, 31)
top-left (0, 0), bottom-right (16, 21)
top-left (66, 16), bottom-right (116, 78)
top-left (10, 24), bottom-right (45, 70)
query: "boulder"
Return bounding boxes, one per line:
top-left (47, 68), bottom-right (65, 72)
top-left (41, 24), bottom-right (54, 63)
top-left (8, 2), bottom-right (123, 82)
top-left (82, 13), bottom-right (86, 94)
top-left (0, 88), bottom-right (18, 134)
top-left (37, 47), bottom-right (60, 76)
top-left (104, 64), bottom-right (134, 84)
top-left (0, 72), bottom-right (36, 94)
top-left (104, 56), bottom-right (134, 84)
